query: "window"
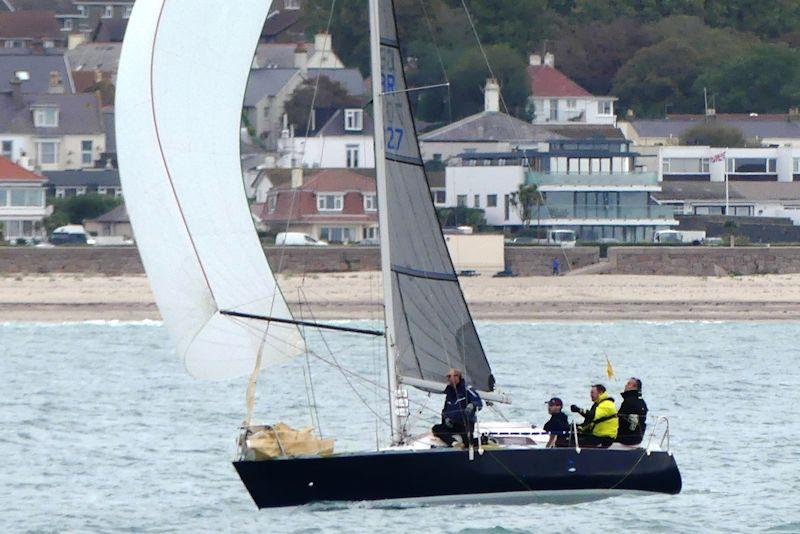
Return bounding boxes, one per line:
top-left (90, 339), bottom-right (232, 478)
top-left (36, 141), bottom-right (58, 165)
top-left (1, 140), bottom-right (12, 159)
top-left (727, 158), bottom-right (773, 173)
top-left (63, 19), bottom-right (73, 30)
top-left (33, 108), bottom-right (59, 128)
top-left (81, 140), bottom-right (93, 165)
top-left (456, 194), bottom-right (467, 207)
top-left (433, 153), bottom-right (442, 161)
top-left (794, 158), bottom-right (800, 173)
top-left (473, 194), bottom-right (480, 208)
top-left (362, 226), bottom-right (378, 240)
top-left (4, 40), bottom-right (24, 49)
top-left (285, 0), bottom-right (300, 8)
top-left (267, 194), bottom-right (277, 212)
top-left (344, 109), bottom-right (363, 131)
top-left (597, 100), bottom-right (613, 115)
top-left (0, 189), bottom-right (6, 205)
top-left (103, 5), bottom-right (114, 18)
top-left (317, 193), bottom-right (343, 211)
top-left (363, 194), bottom-right (377, 211)
top-left (504, 194), bottom-right (510, 221)
top-left (432, 190), bottom-right (446, 204)
top-left (77, 5), bottom-right (87, 16)
top-left (320, 227), bottom-right (352, 243)
top-left (345, 145), bottom-right (359, 168)
top-left (566, 99), bottom-right (577, 109)
top-left (487, 194), bottom-right (497, 207)
top-left (10, 188), bottom-right (44, 207)
top-left (662, 158), bottom-right (711, 174)
top-left (549, 99), bottom-right (558, 121)
top-left (123, 5), bottom-right (133, 18)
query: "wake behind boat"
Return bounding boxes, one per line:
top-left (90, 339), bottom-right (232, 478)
top-left (116, 0), bottom-right (681, 509)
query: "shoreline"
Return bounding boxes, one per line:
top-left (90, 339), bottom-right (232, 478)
top-left (3, 272), bottom-right (800, 322)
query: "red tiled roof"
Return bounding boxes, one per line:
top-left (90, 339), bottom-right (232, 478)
top-left (0, 156), bottom-right (45, 182)
top-left (0, 11), bottom-right (61, 40)
top-left (527, 65), bottom-right (591, 98)
top-left (259, 169), bottom-right (377, 224)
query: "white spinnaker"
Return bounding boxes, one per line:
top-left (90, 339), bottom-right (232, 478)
top-left (116, 0), bottom-right (304, 379)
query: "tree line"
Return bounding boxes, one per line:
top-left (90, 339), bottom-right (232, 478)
top-left (301, 0), bottom-right (800, 124)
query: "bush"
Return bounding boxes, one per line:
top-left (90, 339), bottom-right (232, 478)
top-left (45, 194), bottom-right (122, 233)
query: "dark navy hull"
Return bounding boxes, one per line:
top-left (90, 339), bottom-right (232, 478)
top-left (233, 447), bottom-right (681, 508)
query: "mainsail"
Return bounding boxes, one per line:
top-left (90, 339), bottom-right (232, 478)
top-left (116, 0), bottom-right (304, 380)
top-left (373, 0), bottom-right (498, 397)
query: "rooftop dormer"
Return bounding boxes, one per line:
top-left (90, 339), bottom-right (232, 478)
top-left (344, 108), bottom-right (363, 132)
top-left (32, 104), bottom-right (59, 128)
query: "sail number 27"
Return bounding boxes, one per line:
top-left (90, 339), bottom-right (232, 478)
top-left (386, 127), bottom-right (404, 150)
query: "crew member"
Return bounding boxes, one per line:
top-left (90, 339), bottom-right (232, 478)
top-left (570, 384), bottom-right (618, 448)
top-left (543, 397), bottom-right (570, 447)
top-left (431, 368), bottom-right (482, 447)
top-left (617, 377), bottom-right (648, 445)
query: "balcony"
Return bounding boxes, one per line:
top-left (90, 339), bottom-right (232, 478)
top-left (535, 203), bottom-right (677, 221)
top-left (527, 171), bottom-right (660, 188)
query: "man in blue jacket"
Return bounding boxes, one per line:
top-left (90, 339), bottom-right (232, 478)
top-left (431, 368), bottom-right (483, 447)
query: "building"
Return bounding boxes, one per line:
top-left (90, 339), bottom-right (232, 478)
top-left (0, 48), bottom-right (75, 94)
top-left (43, 168), bottom-right (120, 197)
top-left (527, 53), bottom-right (617, 128)
top-left (621, 113), bottom-right (800, 148)
top-left (0, 83), bottom-right (105, 170)
top-left (243, 33), bottom-right (365, 149)
top-left (260, 0), bottom-right (305, 43)
top-left (83, 201), bottom-right (131, 240)
top-left (420, 78), bottom-right (562, 164)
top-left (0, 154), bottom-right (46, 241)
top-left (446, 138), bottom-right (677, 242)
top-left (0, 10), bottom-right (64, 49)
top-left (66, 42), bottom-right (122, 90)
top-left (255, 167), bottom-right (378, 243)
top-left (658, 145), bottom-right (799, 183)
top-left (278, 107), bottom-right (374, 168)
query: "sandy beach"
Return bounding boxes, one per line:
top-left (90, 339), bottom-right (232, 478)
top-left (3, 272), bottom-right (800, 322)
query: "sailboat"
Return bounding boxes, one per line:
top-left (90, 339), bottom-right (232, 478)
top-left (116, 0), bottom-right (681, 508)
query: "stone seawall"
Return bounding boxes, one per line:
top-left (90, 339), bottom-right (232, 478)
top-left (608, 246), bottom-right (800, 275)
top-left (4, 245), bottom-right (800, 277)
top-left (505, 246), bottom-right (600, 276)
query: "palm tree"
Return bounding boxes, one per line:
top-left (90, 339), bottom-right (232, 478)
top-left (509, 183), bottom-right (543, 236)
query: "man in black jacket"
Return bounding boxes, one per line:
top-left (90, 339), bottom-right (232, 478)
top-left (617, 377), bottom-right (648, 445)
top-left (543, 397), bottom-right (570, 447)
top-left (431, 368), bottom-right (483, 447)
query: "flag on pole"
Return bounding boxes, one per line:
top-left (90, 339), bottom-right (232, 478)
top-left (606, 356), bottom-right (615, 380)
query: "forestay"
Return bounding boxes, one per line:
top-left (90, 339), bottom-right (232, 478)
top-left (116, 0), bottom-right (304, 379)
top-left (376, 0), bottom-right (497, 395)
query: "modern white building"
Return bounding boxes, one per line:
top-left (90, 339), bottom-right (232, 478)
top-left (445, 139), bottom-right (677, 242)
top-left (526, 53), bottom-right (617, 127)
top-left (658, 145), bottom-right (799, 183)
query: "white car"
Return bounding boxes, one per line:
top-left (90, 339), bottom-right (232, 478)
top-left (274, 232), bottom-right (328, 246)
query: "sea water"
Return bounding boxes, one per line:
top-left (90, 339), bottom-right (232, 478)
top-left (2, 320), bottom-right (799, 533)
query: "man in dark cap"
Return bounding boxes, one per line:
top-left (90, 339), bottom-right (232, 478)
top-left (543, 397), bottom-right (570, 447)
top-left (617, 377), bottom-right (648, 445)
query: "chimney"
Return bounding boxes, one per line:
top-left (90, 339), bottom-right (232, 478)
top-left (314, 32), bottom-right (332, 54)
top-left (484, 78), bottom-right (500, 113)
top-left (294, 42), bottom-right (308, 71)
top-left (9, 75), bottom-right (22, 105)
top-left (291, 167), bottom-right (303, 188)
top-left (67, 32), bottom-right (87, 50)
top-left (543, 53), bottom-right (555, 67)
top-left (529, 54), bottom-right (541, 66)
top-left (94, 68), bottom-right (103, 84)
top-left (48, 71), bottom-right (64, 94)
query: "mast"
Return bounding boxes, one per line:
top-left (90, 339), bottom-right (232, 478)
top-left (368, 0), bottom-right (404, 444)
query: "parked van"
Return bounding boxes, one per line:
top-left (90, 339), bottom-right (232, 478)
top-left (275, 232), bottom-right (328, 246)
top-left (49, 225), bottom-right (95, 246)
top-left (654, 230), bottom-right (706, 245)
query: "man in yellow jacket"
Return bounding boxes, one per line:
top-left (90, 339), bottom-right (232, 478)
top-left (570, 384), bottom-right (619, 448)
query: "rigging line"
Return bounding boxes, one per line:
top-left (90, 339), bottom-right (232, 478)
top-left (380, 82), bottom-right (450, 96)
top-left (297, 292), bottom-right (322, 437)
top-left (148, 0), bottom-right (215, 302)
top-left (416, 0), bottom-right (452, 123)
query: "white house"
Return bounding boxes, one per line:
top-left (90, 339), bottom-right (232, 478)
top-left (278, 107), bottom-right (374, 169)
top-left (658, 145), bottom-right (799, 183)
top-left (527, 53), bottom-right (617, 127)
top-left (420, 78), bottom-right (560, 164)
top-left (0, 155), bottom-right (47, 241)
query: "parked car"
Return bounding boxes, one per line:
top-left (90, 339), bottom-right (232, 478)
top-left (275, 232), bottom-right (328, 246)
top-left (49, 225), bottom-right (95, 246)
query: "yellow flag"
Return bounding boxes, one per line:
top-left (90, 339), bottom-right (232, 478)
top-left (606, 356), bottom-right (615, 380)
